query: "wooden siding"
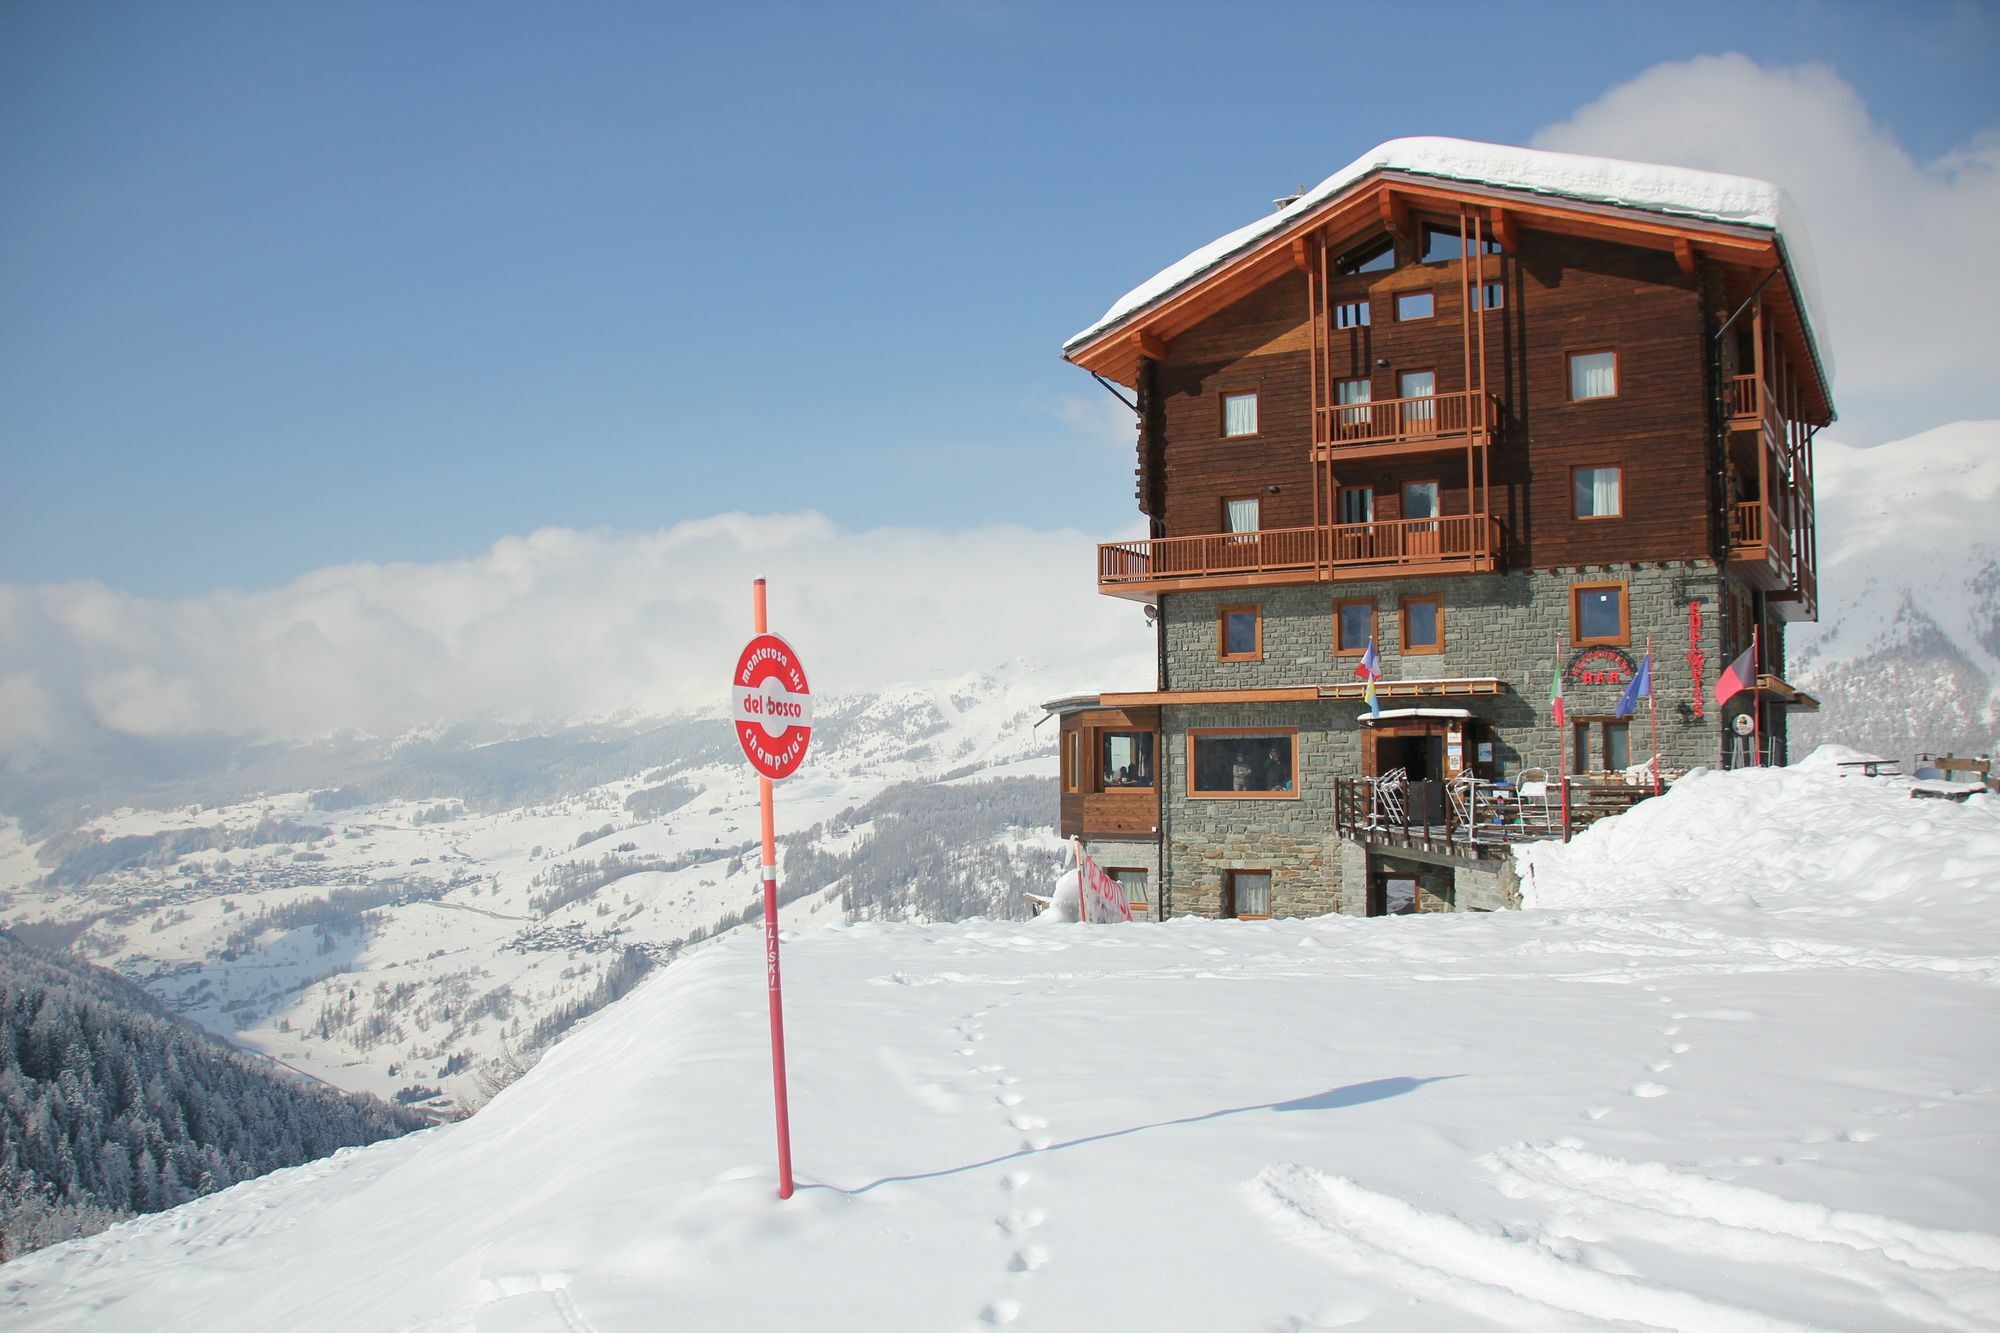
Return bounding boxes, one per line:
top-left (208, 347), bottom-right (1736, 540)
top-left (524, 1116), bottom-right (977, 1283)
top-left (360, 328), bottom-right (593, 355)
top-left (1147, 222), bottom-right (1713, 568)
top-left (1057, 706), bottom-right (1162, 840)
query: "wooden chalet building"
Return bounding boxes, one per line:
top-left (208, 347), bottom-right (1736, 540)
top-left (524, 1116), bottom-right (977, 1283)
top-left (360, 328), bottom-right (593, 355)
top-left (1050, 138), bottom-right (1831, 921)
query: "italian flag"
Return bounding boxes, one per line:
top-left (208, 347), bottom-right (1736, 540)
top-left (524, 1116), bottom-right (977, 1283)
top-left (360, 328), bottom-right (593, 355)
top-left (1549, 662), bottom-right (1566, 727)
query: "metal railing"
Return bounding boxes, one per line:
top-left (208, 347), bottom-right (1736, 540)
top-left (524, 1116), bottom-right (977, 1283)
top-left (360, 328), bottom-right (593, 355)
top-left (1332, 774), bottom-right (1653, 848)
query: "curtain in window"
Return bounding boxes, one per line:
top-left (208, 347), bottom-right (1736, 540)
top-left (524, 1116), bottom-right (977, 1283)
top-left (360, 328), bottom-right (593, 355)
top-left (1399, 371), bottom-right (1435, 428)
top-left (1226, 498), bottom-right (1260, 533)
top-left (1572, 352), bottom-right (1616, 399)
top-left (1234, 872), bottom-right (1271, 916)
top-left (1337, 379), bottom-right (1372, 428)
top-left (1593, 469), bottom-right (1620, 515)
top-left (1224, 394), bottom-right (1258, 436)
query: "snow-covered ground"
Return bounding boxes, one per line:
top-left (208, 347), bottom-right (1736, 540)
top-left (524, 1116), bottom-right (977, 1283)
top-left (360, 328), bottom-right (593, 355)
top-left (4, 753), bottom-right (1996, 1330)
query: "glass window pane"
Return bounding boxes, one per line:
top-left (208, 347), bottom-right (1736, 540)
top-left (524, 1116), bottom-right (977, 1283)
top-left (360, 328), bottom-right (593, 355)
top-left (1338, 602), bottom-right (1373, 651)
top-left (1233, 871), bottom-right (1271, 916)
top-left (1192, 735), bottom-right (1294, 794)
top-left (1607, 724), bottom-right (1629, 771)
top-left (1401, 482), bottom-right (1438, 519)
top-left (1405, 600), bottom-right (1439, 647)
top-left (1335, 301), bottom-right (1371, 328)
top-left (1223, 392), bottom-right (1258, 436)
top-left (1396, 290), bottom-right (1434, 321)
top-left (1338, 487), bottom-right (1373, 524)
top-left (1100, 732), bottom-right (1154, 787)
top-left (1574, 467), bottom-right (1621, 517)
top-left (1113, 869), bottom-right (1148, 906)
top-left (1570, 351), bottom-right (1617, 399)
top-left (1225, 497), bottom-right (1259, 532)
top-left (1224, 610), bottom-right (1259, 656)
top-left (1340, 237), bottom-right (1395, 274)
top-left (1577, 587), bottom-right (1623, 640)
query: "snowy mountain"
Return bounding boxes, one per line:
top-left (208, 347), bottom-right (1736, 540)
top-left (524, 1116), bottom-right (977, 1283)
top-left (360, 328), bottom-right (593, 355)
top-left (4, 755), bottom-right (1995, 1329)
top-left (0, 659), bottom-right (1134, 1114)
top-left (1792, 420), bottom-right (2000, 761)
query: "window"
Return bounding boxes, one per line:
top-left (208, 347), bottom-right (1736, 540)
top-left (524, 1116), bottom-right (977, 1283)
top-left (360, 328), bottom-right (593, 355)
top-left (1110, 868), bottom-right (1149, 911)
top-left (1063, 728), bottom-right (1080, 792)
top-left (1469, 281), bottom-right (1503, 310)
top-left (1225, 869), bottom-right (1272, 920)
top-left (1223, 496), bottom-right (1260, 542)
top-left (1099, 732), bottom-right (1155, 789)
top-left (1399, 370), bottom-right (1435, 431)
top-left (1335, 599), bottom-right (1375, 655)
top-left (1218, 604), bottom-right (1262, 661)
top-left (1189, 731), bottom-right (1297, 798)
top-left (1401, 480), bottom-right (1439, 525)
top-left (1334, 301), bottom-right (1371, 329)
top-left (1337, 236), bottom-right (1396, 274)
top-left (1420, 223), bottom-right (1502, 263)
top-left (1572, 466), bottom-right (1623, 519)
top-left (1395, 290), bottom-right (1434, 321)
top-left (1221, 390), bottom-right (1259, 437)
top-left (1401, 597), bottom-right (1443, 653)
top-left (1569, 350), bottom-right (1618, 400)
top-left (1572, 582), bottom-right (1629, 646)
top-left (1571, 718), bottom-right (1630, 774)
top-left (1336, 377), bottom-right (1372, 428)
top-left (1337, 486), bottom-right (1374, 525)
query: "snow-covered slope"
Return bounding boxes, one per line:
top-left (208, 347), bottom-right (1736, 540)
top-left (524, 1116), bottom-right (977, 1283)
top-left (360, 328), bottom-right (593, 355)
top-left (1793, 421), bottom-right (2000, 759)
top-left (6, 756), bottom-right (1995, 1330)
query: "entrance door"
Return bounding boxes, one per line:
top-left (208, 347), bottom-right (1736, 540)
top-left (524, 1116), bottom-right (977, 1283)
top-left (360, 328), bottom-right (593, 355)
top-left (1370, 730), bottom-right (1446, 825)
top-left (1401, 480), bottom-right (1441, 560)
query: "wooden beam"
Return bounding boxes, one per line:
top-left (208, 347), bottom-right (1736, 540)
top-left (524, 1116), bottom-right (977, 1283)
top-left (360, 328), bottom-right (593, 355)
top-left (1099, 687), bottom-right (1320, 707)
top-left (1378, 190), bottom-right (1409, 241)
top-left (1674, 236), bottom-right (1696, 276)
top-left (1291, 237), bottom-right (1311, 272)
top-left (1489, 208), bottom-right (1517, 251)
top-left (1132, 329), bottom-right (1167, 362)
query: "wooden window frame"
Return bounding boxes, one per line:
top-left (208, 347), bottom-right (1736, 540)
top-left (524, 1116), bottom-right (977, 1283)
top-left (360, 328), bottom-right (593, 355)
top-left (1399, 478), bottom-right (1441, 523)
top-left (1225, 868), bottom-right (1274, 920)
top-left (1333, 300), bottom-right (1371, 329)
top-left (1394, 288), bottom-right (1436, 322)
top-left (1186, 728), bottom-right (1300, 801)
top-left (1217, 604), bottom-right (1263, 662)
top-left (1062, 727), bottom-right (1081, 793)
top-left (1106, 866), bottom-right (1150, 910)
top-left (1337, 485), bottom-right (1374, 525)
top-left (1400, 596), bottom-right (1444, 655)
top-left (1334, 598), bottom-right (1377, 657)
top-left (1567, 347), bottom-right (1620, 401)
top-left (1469, 280), bottom-right (1503, 311)
top-left (1569, 716), bottom-right (1632, 775)
top-left (1097, 730), bottom-right (1157, 794)
top-left (1219, 388), bottom-right (1261, 439)
top-left (1221, 494), bottom-right (1261, 542)
top-left (1335, 376), bottom-right (1372, 428)
top-left (1571, 580), bottom-right (1631, 647)
top-left (1570, 464), bottom-right (1624, 520)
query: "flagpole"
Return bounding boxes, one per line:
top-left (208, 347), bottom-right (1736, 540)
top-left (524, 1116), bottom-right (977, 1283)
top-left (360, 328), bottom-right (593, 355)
top-left (1750, 622), bottom-right (1763, 768)
top-left (1647, 632), bottom-right (1661, 797)
top-left (1555, 632), bottom-right (1571, 842)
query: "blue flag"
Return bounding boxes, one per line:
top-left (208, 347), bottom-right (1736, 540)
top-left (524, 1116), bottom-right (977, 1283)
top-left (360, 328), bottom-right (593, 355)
top-left (1615, 652), bottom-right (1652, 719)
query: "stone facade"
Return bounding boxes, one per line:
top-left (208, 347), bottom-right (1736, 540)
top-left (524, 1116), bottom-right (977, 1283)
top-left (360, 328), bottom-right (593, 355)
top-left (1079, 836), bottom-right (1160, 922)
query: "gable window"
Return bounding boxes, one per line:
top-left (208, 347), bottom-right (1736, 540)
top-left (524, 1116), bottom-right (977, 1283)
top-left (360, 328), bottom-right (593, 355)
top-left (1572, 582), bottom-right (1629, 646)
top-left (1225, 869), bottom-right (1273, 919)
top-left (1110, 868), bottom-right (1150, 912)
top-left (1401, 597), bottom-right (1443, 654)
top-left (1334, 301), bottom-right (1371, 329)
top-left (1469, 281), bottom-right (1504, 310)
top-left (1573, 466), bottom-right (1623, 519)
top-left (1189, 730), bottom-right (1297, 798)
top-left (1569, 350), bottom-right (1618, 400)
top-left (1395, 290), bottom-right (1435, 321)
top-left (1337, 486), bottom-right (1374, 525)
top-left (1221, 390), bottom-right (1260, 437)
top-left (1336, 377), bottom-right (1373, 428)
top-left (1100, 731), bottom-right (1155, 789)
top-left (1420, 223), bottom-right (1503, 264)
top-left (1337, 236), bottom-right (1396, 274)
top-left (1335, 599), bottom-right (1376, 656)
top-left (1223, 496), bottom-right (1260, 542)
top-left (1218, 604), bottom-right (1262, 661)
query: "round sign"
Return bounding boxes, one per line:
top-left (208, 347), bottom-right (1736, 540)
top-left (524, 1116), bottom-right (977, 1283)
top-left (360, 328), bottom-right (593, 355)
top-left (1731, 712), bottom-right (1756, 736)
top-left (732, 633), bottom-right (813, 780)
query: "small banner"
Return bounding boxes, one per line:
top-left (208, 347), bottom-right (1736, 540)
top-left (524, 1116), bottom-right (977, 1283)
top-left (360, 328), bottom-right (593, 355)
top-left (1072, 839), bottom-right (1135, 924)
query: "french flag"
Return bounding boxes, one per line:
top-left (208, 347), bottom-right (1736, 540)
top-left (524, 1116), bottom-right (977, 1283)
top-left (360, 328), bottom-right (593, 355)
top-left (1714, 643), bottom-right (1756, 708)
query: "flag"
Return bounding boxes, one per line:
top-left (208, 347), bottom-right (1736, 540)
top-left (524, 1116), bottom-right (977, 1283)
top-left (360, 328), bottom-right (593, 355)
top-left (1714, 643), bottom-right (1755, 708)
top-left (1548, 660), bottom-right (1565, 727)
top-left (1354, 636), bottom-right (1381, 716)
top-left (1615, 651), bottom-right (1652, 719)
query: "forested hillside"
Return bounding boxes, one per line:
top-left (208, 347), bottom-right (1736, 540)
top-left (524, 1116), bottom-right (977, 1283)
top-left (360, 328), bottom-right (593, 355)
top-left (0, 931), bottom-right (427, 1259)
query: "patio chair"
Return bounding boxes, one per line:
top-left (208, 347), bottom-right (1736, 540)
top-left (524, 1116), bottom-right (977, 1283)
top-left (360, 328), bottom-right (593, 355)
top-left (1372, 767), bottom-right (1408, 827)
top-left (1516, 767), bottom-right (1555, 830)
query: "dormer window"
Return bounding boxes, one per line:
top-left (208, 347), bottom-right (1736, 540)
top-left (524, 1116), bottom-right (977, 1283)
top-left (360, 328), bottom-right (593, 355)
top-left (1420, 223), bottom-right (1503, 264)
top-left (1336, 236), bottom-right (1396, 275)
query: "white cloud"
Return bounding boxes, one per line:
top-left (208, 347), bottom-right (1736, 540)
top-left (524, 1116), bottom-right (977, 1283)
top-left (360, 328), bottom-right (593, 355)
top-left (1533, 53), bottom-right (2000, 438)
top-left (0, 516), bottom-right (1154, 759)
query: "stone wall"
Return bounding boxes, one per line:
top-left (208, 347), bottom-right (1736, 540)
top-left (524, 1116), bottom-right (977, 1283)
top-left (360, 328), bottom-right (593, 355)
top-left (1080, 836), bottom-right (1160, 922)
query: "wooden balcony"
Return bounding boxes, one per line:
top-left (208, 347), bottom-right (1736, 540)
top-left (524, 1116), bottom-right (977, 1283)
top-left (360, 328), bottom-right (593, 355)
top-left (1097, 515), bottom-right (1499, 599)
top-left (1312, 390), bottom-right (1495, 461)
top-left (1726, 373), bottom-right (1784, 446)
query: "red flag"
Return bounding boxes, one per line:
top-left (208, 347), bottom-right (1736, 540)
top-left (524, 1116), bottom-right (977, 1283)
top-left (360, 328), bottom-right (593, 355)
top-left (1714, 644), bottom-right (1755, 708)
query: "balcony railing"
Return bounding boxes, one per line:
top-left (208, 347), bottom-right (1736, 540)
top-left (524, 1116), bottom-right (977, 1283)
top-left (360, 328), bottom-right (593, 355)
top-left (1313, 390), bottom-right (1494, 453)
top-left (1726, 374), bottom-right (1783, 443)
top-left (1097, 515), bottom-right (1498, 592)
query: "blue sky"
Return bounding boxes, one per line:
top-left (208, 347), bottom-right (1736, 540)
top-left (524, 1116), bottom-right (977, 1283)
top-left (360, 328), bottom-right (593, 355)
top-left (3, 0), bottom-right (1997, 597)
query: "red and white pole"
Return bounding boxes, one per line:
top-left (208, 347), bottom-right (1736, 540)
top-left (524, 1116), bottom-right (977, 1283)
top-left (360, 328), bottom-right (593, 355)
top-left (753, 578), bottom-right (795, 1199)
top-left (1750, 623), bottom-right (1764, 769)
top-left (1647, 632), bottom-right (1661, 797)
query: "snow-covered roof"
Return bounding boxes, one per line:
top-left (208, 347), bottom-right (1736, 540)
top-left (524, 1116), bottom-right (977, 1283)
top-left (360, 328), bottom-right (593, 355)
top-left (1065, 136), bottom-right (1833, 385)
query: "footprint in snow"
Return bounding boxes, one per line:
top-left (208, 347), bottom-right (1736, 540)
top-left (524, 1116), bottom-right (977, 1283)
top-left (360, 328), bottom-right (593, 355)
top-left (1632, 1082), bottom-right (1670, 1098)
